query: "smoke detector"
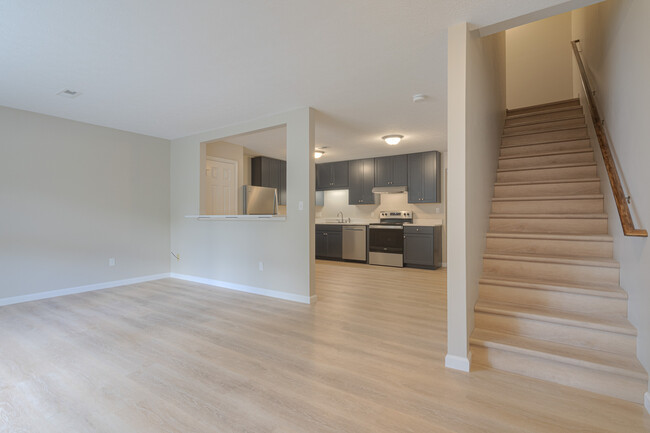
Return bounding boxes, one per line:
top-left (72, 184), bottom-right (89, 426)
top-left (412, 93), bottom-right (427, 103)
top-left (57, 89), bottom-right (82, 98)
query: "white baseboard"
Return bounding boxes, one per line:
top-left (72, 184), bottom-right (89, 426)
top-left (645, 392), bottom-right (649, 415)
top-left (445, 352), bottom-right (472, 372)
top-left (170, 273), bottom-right (317, 304)
top-left (0, 273), bottom-right (170, 307)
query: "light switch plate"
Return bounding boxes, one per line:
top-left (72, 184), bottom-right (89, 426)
top-left (298, 201), bottom-right (304, 210)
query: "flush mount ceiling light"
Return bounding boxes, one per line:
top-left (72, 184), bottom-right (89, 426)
top-left (57, 89), bottom-right (81, 98)
top-left (382, 135), bottom-right (403, 145)
top-left (412, 93), bottom-right (427, 103)
top-left (314, 150), bottom-right (325, 159)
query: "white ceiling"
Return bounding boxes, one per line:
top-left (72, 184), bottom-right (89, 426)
top-left (1, 0), bottom-right (576, 161)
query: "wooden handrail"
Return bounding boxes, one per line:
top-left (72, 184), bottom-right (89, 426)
top-left (571, 40), bottom-right (647, 237)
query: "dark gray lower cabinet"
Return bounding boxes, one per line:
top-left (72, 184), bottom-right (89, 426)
top-left (403, 226), bottom-right (442, 269)
top-left (315, 225), bottom-right (342, 260)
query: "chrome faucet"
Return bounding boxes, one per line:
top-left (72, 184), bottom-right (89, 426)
top-left (337, 211), bottom-right (344, 223)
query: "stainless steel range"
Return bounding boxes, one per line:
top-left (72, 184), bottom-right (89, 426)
top-left (368, 210), bottom-right (412, 267)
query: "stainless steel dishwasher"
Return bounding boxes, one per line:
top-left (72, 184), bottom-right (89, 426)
top-left (342, 225), bottom-right (367, 262)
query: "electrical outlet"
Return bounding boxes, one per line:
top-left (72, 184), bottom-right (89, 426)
top-left (108, 258), bottom-right (115, 267)
top-left (258, 261), bottom-right (264, 271)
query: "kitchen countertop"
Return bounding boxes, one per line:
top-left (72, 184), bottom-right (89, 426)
top-left (315, 219), bottom-right (443, 227)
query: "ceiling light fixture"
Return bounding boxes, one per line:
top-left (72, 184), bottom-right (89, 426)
top-left (57, 89), bottom-right (81, 98)
top-left (412, 93), bottom-right (427, 103)
top-left (314, 150), bottom-right (325, 159)
top-left (382, 134), bottom-right (403, 145)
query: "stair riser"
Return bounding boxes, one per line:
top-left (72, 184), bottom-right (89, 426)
top-left (497, 165), bottom-right (597, 183)
top-left (471, 345), bottom-right (645, 403)
top-left (489, 217), bottom-right (608, 234)
top-left (502, 127), bottom-right (588, 147)
top-left (499, 151), bottom-right (593, 170)
top-left (492, 198), bottom-right (603, 214)
top-left (507, 100), bottom-right (581, 116)
top-left (479, 284), bottom-right (627, 316)
top-left (494, 181), bottom-right (600, 198)
top-left (505, 108), bottom-right (584, 126)
top-left (503, 118), bottom-right (585, 136)
top-left (500, 139), bottom-right (591, 156)
top-left (485, 237), bottom-right (613, 258)
top-left (475, 312), bottom-right (636, 355)
top-left (483, 258), bottom-right (619, 285)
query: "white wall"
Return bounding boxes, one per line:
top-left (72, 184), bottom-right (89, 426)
top-left (506, 12), bottom-right (574, 108)
top-left (170, 108), bottom-right (316, 303)
top-left (446, 24), bottom-right (506, 370)
top-left (571, 0), bottom-right (650, 403)
top-left (0, 106), bottom-right (171, 301)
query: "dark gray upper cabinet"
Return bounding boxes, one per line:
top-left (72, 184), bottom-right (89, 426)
top-left (348, 158), bottom-right (376, 205)
top-left (251, 156), bottom-right (287, 205)
top-left (408, 151), bottom-right (441, 203)
top-left (316, 161), bottom-right (349, 190)
top-left (374, 155), bottom-right (408, 187)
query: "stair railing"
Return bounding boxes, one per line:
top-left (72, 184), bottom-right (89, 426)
top-left (571, 40), bottom-right (647, 237)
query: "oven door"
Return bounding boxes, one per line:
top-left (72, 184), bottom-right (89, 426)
top-left (368, 225), bottom-right (404, 254)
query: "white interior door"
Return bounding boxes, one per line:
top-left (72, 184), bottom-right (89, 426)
top-left (205, 158), bottom-right (237, 215)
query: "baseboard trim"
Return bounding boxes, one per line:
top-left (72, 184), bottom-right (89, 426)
top-left (445, 352), bottom-right (472, 372)
top-left (645, 392), bottom-right (649, 415)
top-left (0, 273), bottom-right (171, 307)
top-left (170, 273), bottom-right (316, 304)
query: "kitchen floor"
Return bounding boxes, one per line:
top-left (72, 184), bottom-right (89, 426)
top-left (0, 262), bottom-right (647, 432)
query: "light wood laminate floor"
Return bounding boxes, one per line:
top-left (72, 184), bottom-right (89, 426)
top-left (1, 261), bottom-right (648, 432)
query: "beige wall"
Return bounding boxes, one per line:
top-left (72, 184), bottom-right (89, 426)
top-left (446, 24), bottom-right (506, 370)
top-left (506, 12), bottom-right (574, 108)
top-left (0, 106), bottom-right (171, 301)
top-left (170, 108), bottom-right (315, 302)
top-left (572, 0), bottom-right (650, 404)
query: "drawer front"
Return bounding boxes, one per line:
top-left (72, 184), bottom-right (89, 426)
top-left (316, 224), bottom-right (343, 232)
top-left (404, 226), bottom-right (434, 235)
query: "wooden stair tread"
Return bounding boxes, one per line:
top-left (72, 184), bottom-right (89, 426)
top-left (502, 125), bottom-right (588, 138)
top-left (470, 329), bottom-right (647, 379)
top-left (486, 232), bottom-right (613, 242)
top-left (506, 106), bottom-right (584, 121)
top-left (504, 115), bottom-right (584, 128)
top-left (492, 194), bottom-right (603, 202)
top-left (499, 149), bottom-right (593, 160)
top-left (483, 252), bottom-right (619, 268)
top-left (497, 162), bottom-right (596, 173)
top-left (479, 275), bottom-right (626, 298)
top-left (475, 300), bottom-right (636, 335)
top-left (501, 138), bottom-right (591, 149)
top-left (490, 213), bottom-right (608, 222)
top-left (494, 178), bottom-right (600, 187)
top-left (507, 98), bottom-right (580, 116)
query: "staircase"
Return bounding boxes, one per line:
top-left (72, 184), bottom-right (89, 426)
top-left (470, 98), bottom-right (648, 403)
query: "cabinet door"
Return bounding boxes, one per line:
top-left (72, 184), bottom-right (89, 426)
top-left (331, 161), bottom-right (349, 188)
top-left (316, 164), bottom-right (330, 190)
top-left (315, 232), bottom-right (328, 258)
top-left (422, 151), bottom-right (440, 203)
top-left (327, 232), bottom-right (342, 259)
top-left (404, 233), bottom-right (434, 266)
top-left (374, 156), bottom-right (392, 187)
top-left (407, 153), bottom-right (424, 203)
top-left (361, 158), bottom-right (376, 204)
top-left (348, 159), bottom-right (364, 204)
top-left (278, 159), bottom-right (287, 206)
top-left (391, 154), bottom-right (408, 186)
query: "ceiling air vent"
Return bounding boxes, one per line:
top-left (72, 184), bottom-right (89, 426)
top-left (57, 89), bottom-right (81, 98)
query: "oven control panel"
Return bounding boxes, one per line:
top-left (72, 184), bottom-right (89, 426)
top-left (379, 210), bottom-right (412, 219)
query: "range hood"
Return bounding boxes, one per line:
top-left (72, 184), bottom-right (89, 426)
top-left (371, 186), bottom-right (407, 194)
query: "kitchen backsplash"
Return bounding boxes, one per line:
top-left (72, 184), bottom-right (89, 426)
top-left (316, 189), bottom-right (444, 222)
